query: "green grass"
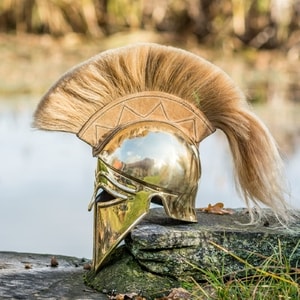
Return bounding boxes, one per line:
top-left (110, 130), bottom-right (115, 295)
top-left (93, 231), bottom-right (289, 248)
top-left (180, 240), bottom-right (300, 300)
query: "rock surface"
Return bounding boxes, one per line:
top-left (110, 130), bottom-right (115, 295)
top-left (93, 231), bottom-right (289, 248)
top-left (0, 252), bottom-right (105, 299)
top-left (127, 208), bottom-right (300, 281)
top-left (86, 207), bottom-right (300, 298)
top-left (3, 208), bottom-right (300, 299)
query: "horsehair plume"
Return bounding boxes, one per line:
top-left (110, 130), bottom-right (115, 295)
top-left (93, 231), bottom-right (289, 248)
top-left (34, 43), bottom-right (292, 224)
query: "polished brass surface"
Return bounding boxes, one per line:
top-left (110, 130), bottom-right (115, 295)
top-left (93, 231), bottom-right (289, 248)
top-left (92, 122), bottom-right (201, 219)
top-left (93, 188), bottom-right (151, 270)
top-left (90, 122), bottom-right (205, 271)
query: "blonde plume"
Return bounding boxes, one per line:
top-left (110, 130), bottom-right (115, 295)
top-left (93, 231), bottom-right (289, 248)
top-left (34, 43), bottom-right (292, 224)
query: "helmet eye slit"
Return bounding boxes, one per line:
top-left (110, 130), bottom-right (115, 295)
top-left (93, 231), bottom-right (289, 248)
top-left (95, 189), bottom-right (115, 202)
top-left (150, 195), bottom-right (163, 206)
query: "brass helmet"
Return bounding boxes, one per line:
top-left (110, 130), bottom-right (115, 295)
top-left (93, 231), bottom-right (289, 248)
top-left (83, 92), bottom-right (214, 270)
top-left (34, 43), bottom-right (290, 272)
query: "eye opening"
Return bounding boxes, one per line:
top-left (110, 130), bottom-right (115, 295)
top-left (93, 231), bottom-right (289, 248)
top-left (95, 189), bottom-right (115, 203)
top-left (150, 195), bottom-right (163, 206)
top-left (95, 189), bottom-right (128, 208)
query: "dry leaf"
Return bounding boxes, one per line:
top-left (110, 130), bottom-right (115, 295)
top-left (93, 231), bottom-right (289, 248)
top-left (198, 202), bottom-right (234, 215)
top-left (83, 263), bottom-right (92, 270)
top-left (50, 256), bottom-right (59, 267)
top-left (24, 263), bottom-right (32, 269)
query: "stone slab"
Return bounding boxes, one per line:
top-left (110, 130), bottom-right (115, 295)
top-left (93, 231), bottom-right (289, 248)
top-left (126, 208), bottom-right (300, 281)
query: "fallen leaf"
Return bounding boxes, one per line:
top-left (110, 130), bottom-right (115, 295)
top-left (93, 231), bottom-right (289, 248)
top-left (198, 202), bottom-right (234, 215)
top-left (50, 256), bottom-right (59, 267)
top-left (24, 263), bottom-right (32, 269)
top-left (83, 263), bottom-right (92, 270)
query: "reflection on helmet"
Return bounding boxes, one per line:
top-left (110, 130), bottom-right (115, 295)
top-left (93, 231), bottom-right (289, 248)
top-left (90, 121), bottom-right (202, 270)
top-left (93, 121), bottom-right (201, 222)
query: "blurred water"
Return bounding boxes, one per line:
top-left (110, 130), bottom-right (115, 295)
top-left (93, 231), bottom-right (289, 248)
top-left (0, 97), bottom-right (299, 259)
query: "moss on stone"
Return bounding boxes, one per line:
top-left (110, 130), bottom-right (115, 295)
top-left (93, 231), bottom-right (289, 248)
top-left (84, 246), bottom-right (179, 299)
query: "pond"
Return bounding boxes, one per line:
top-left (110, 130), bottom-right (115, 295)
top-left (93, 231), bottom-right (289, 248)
top-left (1, 95), bottom-right (299, 259)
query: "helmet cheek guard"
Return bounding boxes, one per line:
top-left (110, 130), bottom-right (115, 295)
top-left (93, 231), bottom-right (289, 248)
top-left (93, 191), bottom-right (151, 271)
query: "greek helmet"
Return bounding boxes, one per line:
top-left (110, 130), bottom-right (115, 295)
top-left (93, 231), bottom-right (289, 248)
top-left (34, 43), bottom-right (290, 271)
